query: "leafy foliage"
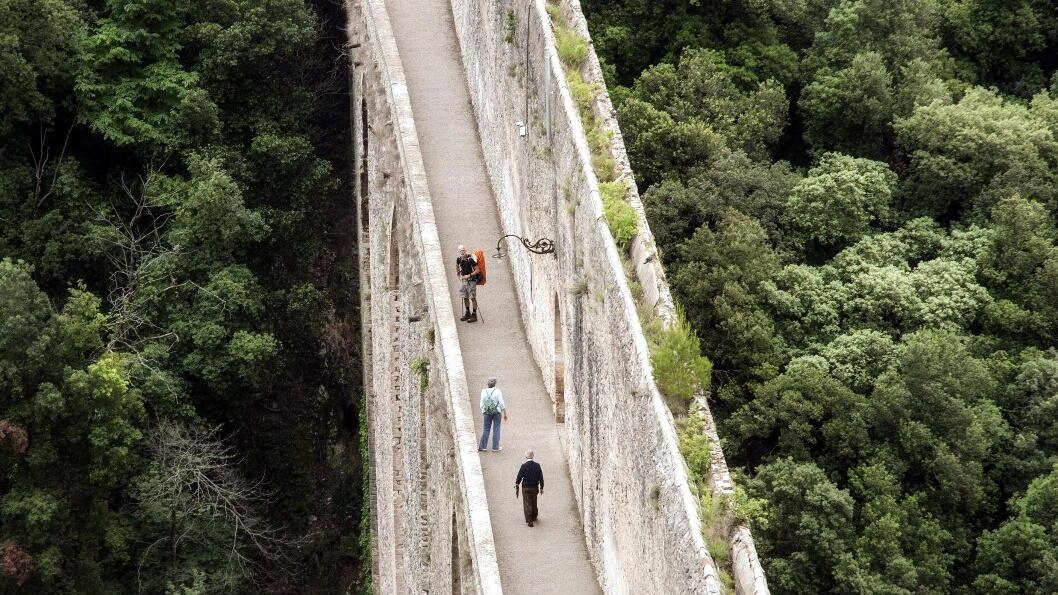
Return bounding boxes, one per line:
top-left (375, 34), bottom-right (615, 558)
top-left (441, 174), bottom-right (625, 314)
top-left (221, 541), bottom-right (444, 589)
top-left (583, 0), bottom-right (1058, 590)
top-left (784, 152), bottom-right (896, 246)
top-left (0, 0), bottom-right (366, 593)
top-left (599, 181), bottom-right (638, 251)
top-left (645, 308), bottom-right (712, 410)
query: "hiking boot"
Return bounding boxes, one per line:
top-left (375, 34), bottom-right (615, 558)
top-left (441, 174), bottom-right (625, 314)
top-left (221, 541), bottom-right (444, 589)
top-left (466, 313), bottom-right (478, 323)
top-left (460, 312), bottom-right (470, 321)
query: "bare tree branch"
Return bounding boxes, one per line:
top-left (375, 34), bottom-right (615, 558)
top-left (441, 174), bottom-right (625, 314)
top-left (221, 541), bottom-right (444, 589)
top-left (135, 423), bottom-right (306, 593)
top-left (29, 121), bottom-right (75, 210)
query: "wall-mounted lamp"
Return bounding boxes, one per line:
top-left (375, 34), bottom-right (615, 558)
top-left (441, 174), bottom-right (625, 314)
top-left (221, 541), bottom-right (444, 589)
top-left (515, 121), bottom-right (528, 137)
top-left (494, 234), bottom-right (555, 259)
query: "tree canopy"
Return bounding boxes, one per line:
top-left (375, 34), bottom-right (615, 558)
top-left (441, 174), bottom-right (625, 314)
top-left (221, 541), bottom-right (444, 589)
top-left (584, 0), bottom-right (1058, 591)
top-left (0, 0), bottom-right (366, 593)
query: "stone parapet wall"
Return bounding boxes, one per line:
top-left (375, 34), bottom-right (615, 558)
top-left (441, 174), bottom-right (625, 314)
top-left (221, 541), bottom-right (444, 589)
top-left (347, 1), bottom-right (502, 593)
top-left (448, 0), bottom-right (735, 592)
top-left (557, 2), bottom-right (770, 592)
top-left (558, 2), bottom-right (677, 326)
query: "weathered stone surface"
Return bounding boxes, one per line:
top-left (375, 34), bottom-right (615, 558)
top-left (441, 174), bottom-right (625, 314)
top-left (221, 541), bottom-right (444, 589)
top-left (447, 0), bottom-right (767, 593)
top-left (348, 0), bottom-right (501, 593)
top-left (382, 0), bottom-right (602, 593)
top-left (351, 0), bottom-right (768, 591)
top-left (447, 0), bottom-right (724, 593)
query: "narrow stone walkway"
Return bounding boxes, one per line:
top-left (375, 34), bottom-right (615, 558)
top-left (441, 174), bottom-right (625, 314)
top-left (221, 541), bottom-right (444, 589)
top-left (384, 1), bottom-right (602, 594)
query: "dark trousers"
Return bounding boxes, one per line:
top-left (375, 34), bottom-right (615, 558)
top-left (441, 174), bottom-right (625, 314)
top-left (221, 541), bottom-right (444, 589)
top-left (521, 487), bottom-right (539, 523)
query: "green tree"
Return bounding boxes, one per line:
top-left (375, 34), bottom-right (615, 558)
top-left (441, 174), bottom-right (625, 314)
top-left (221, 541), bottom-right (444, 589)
top-left (761, 264), bottom-right (845, 352)
top-left (745, 458), bottom-right (865, 595)
top-left (0, 260), bottom-right (146, 594)
top-left (845, 464), bottom-right (954, 593)
top-left (76, 0), bottom-right (219, 151)
top-left (867, 330), bottom-right (1003, 529)
top-left (907, 257), bottom-right (990, 329)
top-left (941, 0), bottom-right (1058, 96)
top-left (642, 149), bottom-right (800, 262)
top-left (726, 356), bottom-right (869, 472)
top-left (784, 152), bottom-right (896, 246)
top-left (800, 52), bottom-right (895, 156)
top-left (818, 330), bottom-right (896, 394)
top-left (0, 0), bottom-right (85, 134)
top-left (894, 87), bottom-right (1058, 219)
top-left (672, 211), bottom-right (782, 371)
top-left (980, 196), bottom-right (1058, 342)
top-left (972, 464), bottom-right (1058, 593)
top-left (615, 48), bottom-right (787, 187)
top-left (807, 0), bottom-right (947, 72)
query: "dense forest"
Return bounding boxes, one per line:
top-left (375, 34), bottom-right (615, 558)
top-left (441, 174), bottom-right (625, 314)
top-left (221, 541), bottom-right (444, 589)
top-left (583, 0), bottom-right (1058, 593)
top-left (0, 1), bottom-right (367, 594)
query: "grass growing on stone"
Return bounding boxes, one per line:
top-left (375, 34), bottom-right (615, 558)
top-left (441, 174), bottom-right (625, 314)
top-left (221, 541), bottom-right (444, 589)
top-left (678, 411), bottom-right (712, 481)
top-left (545, 2), bottom-right (561, 24)
top-left (411, 356), bottom-right (429, 393)
top-left (356, 396), bottom-right (373, 595)
top-left (505, 10), bottom-right (516, 44)
top-left (679, 413), bottom-right (735, 594)
top-left (600, 181), bottom-right (637, 252)
top-left (564, 72), bottom-right (593, 111)
top-left (555, 25), bottom-right (588, 68)
top-left (586, 126), bottom-right (616, 181)
top-left (627, 278), bottom-right (643, 301)
top-left (549, 2), bottom-right (624, 188)
top-left (567, 276), bottom-right (589, 297)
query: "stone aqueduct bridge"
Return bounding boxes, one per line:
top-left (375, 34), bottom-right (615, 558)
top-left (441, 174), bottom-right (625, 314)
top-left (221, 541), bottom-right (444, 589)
top-left (347, 0), bottom-right (769, 593)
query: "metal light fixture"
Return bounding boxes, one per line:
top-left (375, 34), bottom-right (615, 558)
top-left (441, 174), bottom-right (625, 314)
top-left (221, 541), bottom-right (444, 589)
top-left (493, 234), bottom-right (555, 259)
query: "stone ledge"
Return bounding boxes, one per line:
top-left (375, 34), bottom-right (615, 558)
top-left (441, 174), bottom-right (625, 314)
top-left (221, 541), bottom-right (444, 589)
top-left (354, 0), bottom-right (503, 592)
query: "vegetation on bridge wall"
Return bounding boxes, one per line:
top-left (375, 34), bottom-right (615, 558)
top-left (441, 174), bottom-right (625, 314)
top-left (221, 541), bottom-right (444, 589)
top-left (0, 0), bottom-right (368, 593)
top-left (583, 0), bottom-right (1058, 593)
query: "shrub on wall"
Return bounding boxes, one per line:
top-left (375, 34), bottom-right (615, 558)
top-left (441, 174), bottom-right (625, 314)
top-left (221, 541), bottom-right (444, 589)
top-left (555, 22), bottom-right (588, 68)
top-left (644, 307), bottom-right (712, 409)
top-left (411, 356), bottom-right (429, 393)
top-left (678, 411), bottom-right (712, 481)
top-left (586, 126), bottom-right (617, 181)
top-left (567, 73), bottom-right (597, 114)
top-left (678, 410), bottom-right (735, 591)
top-left (600, 181), bottom-right (638, 251)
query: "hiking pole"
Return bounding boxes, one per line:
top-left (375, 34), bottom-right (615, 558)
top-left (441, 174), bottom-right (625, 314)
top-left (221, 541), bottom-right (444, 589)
top-left (477, 305), bottom-right (484, 324)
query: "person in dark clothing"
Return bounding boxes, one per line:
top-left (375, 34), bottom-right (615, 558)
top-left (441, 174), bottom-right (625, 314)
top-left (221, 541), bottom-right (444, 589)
top-left (455, 244), bottom-right (480, 322)
top-left (515, 450), bottom-right (544, 526)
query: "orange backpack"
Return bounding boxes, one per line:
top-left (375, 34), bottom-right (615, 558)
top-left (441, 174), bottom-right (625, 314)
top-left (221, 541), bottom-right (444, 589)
top-left (473, 249), bottom-right (487, 285)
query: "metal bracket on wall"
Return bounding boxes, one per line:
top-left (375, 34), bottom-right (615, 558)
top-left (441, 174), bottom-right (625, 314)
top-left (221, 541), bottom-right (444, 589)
top-left (493, 234), bottom-right (556, 258)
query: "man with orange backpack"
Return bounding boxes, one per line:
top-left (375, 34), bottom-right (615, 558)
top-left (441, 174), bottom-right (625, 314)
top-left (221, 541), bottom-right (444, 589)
top-left (455, 244), bottom-right (482, 322)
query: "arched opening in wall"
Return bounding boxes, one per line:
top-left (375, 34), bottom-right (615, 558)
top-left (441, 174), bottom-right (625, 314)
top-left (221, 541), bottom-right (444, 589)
top-left (360, 96), bottom-right (369, 231)
top-left (451, 509), bottom-right (462, 591)
top-left (553, 293), bottom-right (565, 423)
